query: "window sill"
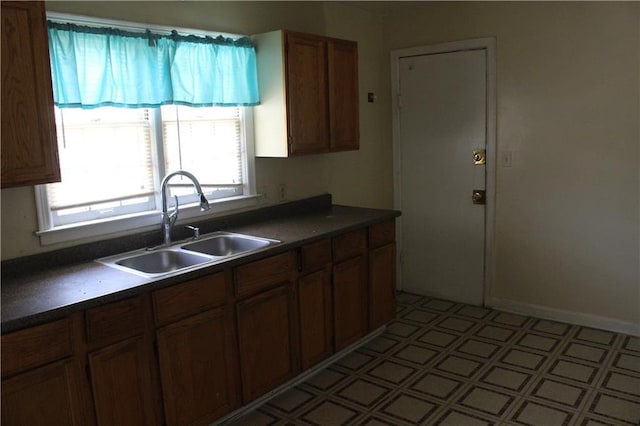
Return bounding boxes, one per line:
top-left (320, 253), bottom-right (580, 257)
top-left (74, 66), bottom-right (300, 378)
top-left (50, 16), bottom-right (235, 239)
top-left (36, 194), bottom-right (262, 246)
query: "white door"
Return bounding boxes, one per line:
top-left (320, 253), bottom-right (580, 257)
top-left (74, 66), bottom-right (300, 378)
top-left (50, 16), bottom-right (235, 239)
top-left (397, 48), bottom-right (488, 305)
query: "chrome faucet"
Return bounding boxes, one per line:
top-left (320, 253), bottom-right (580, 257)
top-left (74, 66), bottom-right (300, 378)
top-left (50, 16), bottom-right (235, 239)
top-left (160, 170), bottom-right (210, 246)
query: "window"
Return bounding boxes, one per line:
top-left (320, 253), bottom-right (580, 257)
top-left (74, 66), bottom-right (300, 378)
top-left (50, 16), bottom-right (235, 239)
top-left (36, 16), bottom-right (259, 245)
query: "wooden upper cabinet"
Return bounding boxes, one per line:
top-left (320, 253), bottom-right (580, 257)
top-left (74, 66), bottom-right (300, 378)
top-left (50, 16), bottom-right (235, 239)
top-left (328, 39), bottom-right (359, 151)
top-left (1, 1), bottom-right (60, 188)
top-left (252, 30), bottom-right (359, 157)
top-left (286, 33), bottom-right (329, 155)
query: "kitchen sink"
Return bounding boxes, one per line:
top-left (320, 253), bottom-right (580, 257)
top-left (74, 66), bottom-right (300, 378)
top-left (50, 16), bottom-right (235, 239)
top-left (97, 232), bottom-right (281, 278)
top-left (115, 249), bottom-right (211, 275)
top-left (181, 233), bottom-right (278, 256)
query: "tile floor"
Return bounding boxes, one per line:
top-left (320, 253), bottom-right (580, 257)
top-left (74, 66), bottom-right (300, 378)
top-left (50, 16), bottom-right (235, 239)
top-left (228, 292), bottom-right (640, 425)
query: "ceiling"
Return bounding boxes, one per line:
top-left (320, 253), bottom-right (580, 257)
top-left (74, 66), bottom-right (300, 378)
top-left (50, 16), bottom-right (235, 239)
top-left (340, 1), bottom-right (426, 14)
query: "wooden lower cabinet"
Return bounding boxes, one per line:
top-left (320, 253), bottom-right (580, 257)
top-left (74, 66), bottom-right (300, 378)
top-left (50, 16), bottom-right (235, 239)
top-left (236, 284), bottom-right (299, 402)
top-left (1, 314), bottom-right (94, 426)
top-left (1, 220), bottom-right (399, 424)
top-left (85, 296), bottom-right (161, 426)
top-left (369, 243), bottom-right (397, 330)
top-left (156, 307), bottom-right (240, 426)
top-left (298, 268), bottom-right (333, 370)
top-left (298, 239), bottom-right (333, 370)
top-left (2, 360), bottom-right (90, 426)
top-left (368, 219), bottom-right (397, 330)
top-left (88, 336), bottom-right (159, 426)
top-left (333, 255), bottom-right (368, 350)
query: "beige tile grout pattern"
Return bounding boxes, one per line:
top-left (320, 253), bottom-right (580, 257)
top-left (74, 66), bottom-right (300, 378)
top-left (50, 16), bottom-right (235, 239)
top-left (228, 292), bottom-right (640, 425)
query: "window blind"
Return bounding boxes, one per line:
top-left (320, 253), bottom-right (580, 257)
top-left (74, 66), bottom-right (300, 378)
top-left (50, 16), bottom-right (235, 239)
top-left (161, 106), bottom-right (243, 187)
top-left (47, 107), bottom-right (155, 213)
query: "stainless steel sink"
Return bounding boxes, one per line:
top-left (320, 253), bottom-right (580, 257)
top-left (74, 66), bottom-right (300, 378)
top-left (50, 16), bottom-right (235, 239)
top-left (181, 233), bottom-right (278, 256)
top-left (115, 250), bottom-right (211, 275)
top-left (97, 232), bottom-right (281, 278)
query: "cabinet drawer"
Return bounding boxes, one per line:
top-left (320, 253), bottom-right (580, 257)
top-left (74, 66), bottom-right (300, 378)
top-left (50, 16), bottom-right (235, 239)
top-left (85, 296), bottom-right (145, 347)
top-left (368, 220), bottom-right (396, 249)
top-left (332, 228), bottom-right (366, 262)
top-left (234, 252), bottom-right (296, 298)
top-left (1, 318), bottom-right (72, 377)
top-left (300, 239), bottom-right (331, 274)
top-left (153, 272), bottom-right (227, 326)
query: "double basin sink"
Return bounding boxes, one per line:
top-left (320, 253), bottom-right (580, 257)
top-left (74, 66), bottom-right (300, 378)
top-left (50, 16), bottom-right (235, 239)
top-left (98, 232), bottom-right (281, 278)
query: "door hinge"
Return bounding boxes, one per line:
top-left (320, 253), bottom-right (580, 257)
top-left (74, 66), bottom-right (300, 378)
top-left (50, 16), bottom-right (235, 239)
top-left (397, 94), bottom-right (403, 109)
top-left (287, 135), bottom-right (293, 145)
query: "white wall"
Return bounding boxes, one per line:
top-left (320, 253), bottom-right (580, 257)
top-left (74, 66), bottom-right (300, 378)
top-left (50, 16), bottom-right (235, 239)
top-left (1, 1), bottom-right (393, 259)
top-left (383, 2), bottom-right (640, 330)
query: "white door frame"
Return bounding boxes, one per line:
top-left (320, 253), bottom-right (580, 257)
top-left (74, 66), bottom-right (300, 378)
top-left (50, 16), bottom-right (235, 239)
top-left (390, 38), bottom-right (497, 304)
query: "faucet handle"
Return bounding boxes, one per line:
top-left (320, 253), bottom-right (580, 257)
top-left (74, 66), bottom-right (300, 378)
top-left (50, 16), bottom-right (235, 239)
top-left (185, 225), bottom-right (200, 240)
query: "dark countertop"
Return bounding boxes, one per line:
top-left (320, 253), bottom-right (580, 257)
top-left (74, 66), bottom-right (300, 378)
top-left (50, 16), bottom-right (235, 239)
top-left (2, 196), bottom-right (400, 334)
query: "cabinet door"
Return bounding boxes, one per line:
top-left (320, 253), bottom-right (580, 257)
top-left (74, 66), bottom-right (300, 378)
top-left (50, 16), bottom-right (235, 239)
top-left (298, 268), bottom-right (333, 370)
top-left (236, 284), bottom-right (298, 402)
top-left (285, 32), bottom-right (328, 155)
top-left (333, 255), bottom-right (368, 350)
top-left (88, 336), bottom-right (159, 426)
top-left (369, 243), bottom-right (397, 330)
top-left (328, 39), bottom-right (359, 151)
top-left (2, 360), bottom-right (89, 426)
top-left (156, 307), bottom-right (240, 426)
top-left (1, 1), bottom-right (60, 188)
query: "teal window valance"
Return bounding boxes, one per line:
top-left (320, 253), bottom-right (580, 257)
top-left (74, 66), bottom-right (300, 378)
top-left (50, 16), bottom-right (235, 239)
top-left (47, 22), bottom-right (260, 109)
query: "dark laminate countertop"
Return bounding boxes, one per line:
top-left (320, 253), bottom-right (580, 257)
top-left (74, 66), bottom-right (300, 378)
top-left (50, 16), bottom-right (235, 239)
top-left (2, 195), bottom-right (400, 334)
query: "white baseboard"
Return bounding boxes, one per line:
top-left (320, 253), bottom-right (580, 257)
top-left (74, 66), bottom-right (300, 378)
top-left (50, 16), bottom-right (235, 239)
top-left (487, 297), bottom-right (640, 337)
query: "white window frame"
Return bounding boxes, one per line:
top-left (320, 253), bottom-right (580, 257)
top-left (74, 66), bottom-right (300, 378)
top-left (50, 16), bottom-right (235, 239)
top-left (35, 13), bottom-right (259, 246)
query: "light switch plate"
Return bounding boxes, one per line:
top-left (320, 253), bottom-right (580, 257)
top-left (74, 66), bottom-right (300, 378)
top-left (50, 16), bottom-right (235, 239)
top-left (501, 150), bottom-right (513, 167)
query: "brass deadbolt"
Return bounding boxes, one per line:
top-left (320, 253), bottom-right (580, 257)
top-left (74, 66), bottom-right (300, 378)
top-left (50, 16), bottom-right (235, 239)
top-left (472, 190), bottom-right (486, 205)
